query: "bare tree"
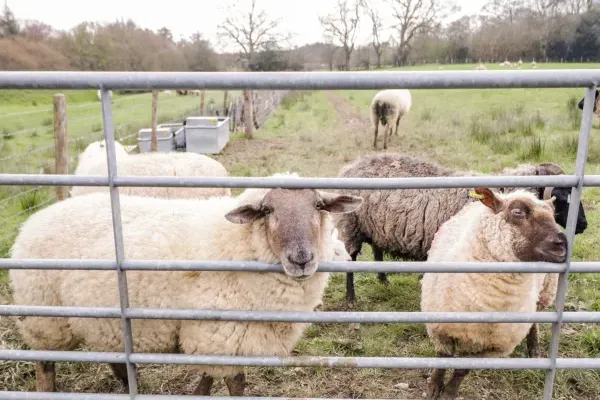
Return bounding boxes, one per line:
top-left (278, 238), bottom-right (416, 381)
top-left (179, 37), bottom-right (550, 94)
top-left (217, 0), bottom-right (289, 138)
top-left (360, 0), bottom-right (385, 68)
top-left (322, 35), bottom-right (338, 71)
top-left (319, 0), bottom-right (360, 70)
top-left (388, 0), bottom-right (453, 66)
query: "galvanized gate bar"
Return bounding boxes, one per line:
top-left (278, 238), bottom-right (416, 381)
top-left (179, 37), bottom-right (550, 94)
top-left (1, 70), bottom-right (600, 89)
top-left (543, 85), bottom-right (597, 399)
top-left (0, 258), bottom-right (576, 272)
top-left (1, 394), bottom-right (397, 400)
top-left (0, 173), bottom-right (585, 188)
top-left (4, 350), bottom-right (600, 369)
top-left (3, 305), bottom-right (600, 323)
top-left (101, 88), bottom-right (138, 397)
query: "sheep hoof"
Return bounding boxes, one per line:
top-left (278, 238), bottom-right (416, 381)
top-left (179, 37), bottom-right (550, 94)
top-left (426, 383), bottom-right (443, 399)
top-left (193, 373), bottom-right (214, 396)
top-left (377, 273), bottom-right (390, 286)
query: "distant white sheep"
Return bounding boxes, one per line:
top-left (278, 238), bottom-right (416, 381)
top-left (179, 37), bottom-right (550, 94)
top-left (475, 63), bottom-right (487, 70)
top-left (370, 89), bottom-right (412, 150)
top-left (9, 172), bottom-right (363, 394)
top-left (71, 140), bottom-right (231, 199)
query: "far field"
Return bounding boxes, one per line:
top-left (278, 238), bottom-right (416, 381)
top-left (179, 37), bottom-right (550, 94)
top-left (1, 63), bottom-right (600, 399)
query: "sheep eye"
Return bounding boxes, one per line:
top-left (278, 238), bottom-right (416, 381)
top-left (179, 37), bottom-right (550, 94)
top-left (511, 208), bottom-right (526, 218)
top-left (262, 206), bottom-right (271, 215)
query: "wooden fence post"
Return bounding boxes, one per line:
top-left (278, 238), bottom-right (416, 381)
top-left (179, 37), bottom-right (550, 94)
top-left (53, 93), bottom-right (68, 201)
top-left (151, 90), bottom-right (158, 152)
top-left (200, 89), bottom-right (206, 116)
top-left (243, 89), bottom-right (254, 139)
top-left (223, 91), bottom-right (229, 115)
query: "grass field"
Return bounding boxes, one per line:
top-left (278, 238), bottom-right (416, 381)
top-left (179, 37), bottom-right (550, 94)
top-left (1, 63), bottom-right (600, 399)
top-left (0, 89), bottom-right (238, 257)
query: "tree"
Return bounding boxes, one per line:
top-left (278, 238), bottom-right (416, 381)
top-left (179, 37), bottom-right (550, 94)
top-left (360, 0), bottom-right (385, 68)
top-left (22, 20), bottom-right (53, 41)
top-left (183, 32), bottom-right (219, 71)
top-left (217, 0), bottom-right (289, 138)
top-left (319, 0), bottom-right (360, 70)
top-left (0, 4), bottom-right (20, 37)
top-left (388, 0), bottom-right (453, 65)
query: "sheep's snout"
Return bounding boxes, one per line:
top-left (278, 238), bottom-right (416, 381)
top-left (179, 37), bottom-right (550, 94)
top-left (282, 244), bottom-right (317, 280)
top-left (537, 232), bottom-right (568, 263)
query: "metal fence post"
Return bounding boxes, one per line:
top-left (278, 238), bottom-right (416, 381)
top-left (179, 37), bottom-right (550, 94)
top-left (100, 87), bottom-right (138, 397)
top-left (542, 85), bottom-right (596, 400)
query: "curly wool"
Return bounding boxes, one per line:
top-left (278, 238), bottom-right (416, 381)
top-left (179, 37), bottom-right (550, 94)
top-left (421, 190), bottom-right (550, 358)
top-left (335, 153), bottom-right (561, 261)
top-left (71, 140), bottom-right (231, 199)
top-left (10, 173), bottom-right (335, 379)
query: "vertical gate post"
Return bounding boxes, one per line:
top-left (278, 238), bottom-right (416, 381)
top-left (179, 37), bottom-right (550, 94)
top-left (100, 87), bottom-right (138, 397)
top-left (542, 86), bottom-right (596, 400)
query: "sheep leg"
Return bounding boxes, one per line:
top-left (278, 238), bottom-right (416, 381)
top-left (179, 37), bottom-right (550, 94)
top-left (36, 361), bottom-right (56, 392)
top-left (439, 369), bottom-right (470, 399)
top-left (346, 252), bottom-right (360, 307)
top-left (383, 125), bottom-right (390, 150)
top-left (110, 363), bottom-right (135, 388)
top-left (192, 373), bottom-right (214, 396)
top-left (427, 351), bottom-right (452, 399)
top-left (224, 372), bottom-right (246, 396)
top-left (526, 323), bottom-right (541, 358)
top-left (372, 245), bottom-right (389, 286)
top-left (373, 122), bottom-right (379, 149)
top-left (394, 115), bottom-right (401, 136)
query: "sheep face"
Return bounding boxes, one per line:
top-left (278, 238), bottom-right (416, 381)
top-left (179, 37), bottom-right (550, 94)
top-left (225, 189), bottom-right (363, 280)
top-left (578, 89), bottom-right (599, 113)
top-left (474, 188), bottom-right (567, 264)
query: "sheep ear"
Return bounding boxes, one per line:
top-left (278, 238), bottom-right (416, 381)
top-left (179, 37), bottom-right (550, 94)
top-left (473, 187), bottom-right (504, 213)
top-left (317, 191), bottom-right (363, 214)
top-left (578, 97), bottom-right (585, 110)
top-left (224, 203), bottom-right (265, 224)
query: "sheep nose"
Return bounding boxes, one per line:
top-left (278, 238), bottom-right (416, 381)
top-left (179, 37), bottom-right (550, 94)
top-left (287, 250), bottom-right (315, 268)
top-left (554, 232), bottom-right (568, 247)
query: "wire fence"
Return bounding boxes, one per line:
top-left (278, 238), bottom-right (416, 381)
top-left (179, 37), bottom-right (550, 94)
top-left (0, 70), bottom-right (599, 400)
top-left (0, 88), bottom-right (289, 257)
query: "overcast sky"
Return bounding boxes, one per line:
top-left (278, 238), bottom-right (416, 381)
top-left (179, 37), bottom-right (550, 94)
top-left (9, 0), bottom-right (487, 50)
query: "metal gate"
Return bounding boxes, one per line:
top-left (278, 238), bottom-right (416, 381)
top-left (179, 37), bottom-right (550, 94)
top-left (0, 70), bottom-right (599, 400)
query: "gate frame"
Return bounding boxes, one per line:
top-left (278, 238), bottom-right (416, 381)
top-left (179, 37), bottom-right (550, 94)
top-left (0, 70), bottom-right (599, 400)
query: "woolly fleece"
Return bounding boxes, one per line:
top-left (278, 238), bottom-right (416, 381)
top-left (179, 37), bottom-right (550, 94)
top-left (71, 140), bottom-right (231, 199)
top-left (421, 190), bottom-right (553, 358)
top-left (10, 173), bottom-right (337, 378)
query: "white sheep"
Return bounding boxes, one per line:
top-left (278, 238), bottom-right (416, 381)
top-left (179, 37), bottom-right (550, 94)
top-left (421, 188), bottom-right (567, 400)
top-left (9, 172), bottom-right (364, 395)
top-left (475, 63), bottom-right (487, 71)
top-left (71, 140), bottom-right (231, 199)
top-left (96, 89), bottom-right (113, 101)
top-left (370, 89), bottom-right (412, 150)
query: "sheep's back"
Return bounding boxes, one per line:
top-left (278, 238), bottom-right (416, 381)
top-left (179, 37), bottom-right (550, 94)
top-left (336, 153), bottom-right (467, 258)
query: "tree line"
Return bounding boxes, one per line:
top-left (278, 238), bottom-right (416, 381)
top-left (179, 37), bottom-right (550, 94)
top-left (2, 0), bottom-right (599, 74)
